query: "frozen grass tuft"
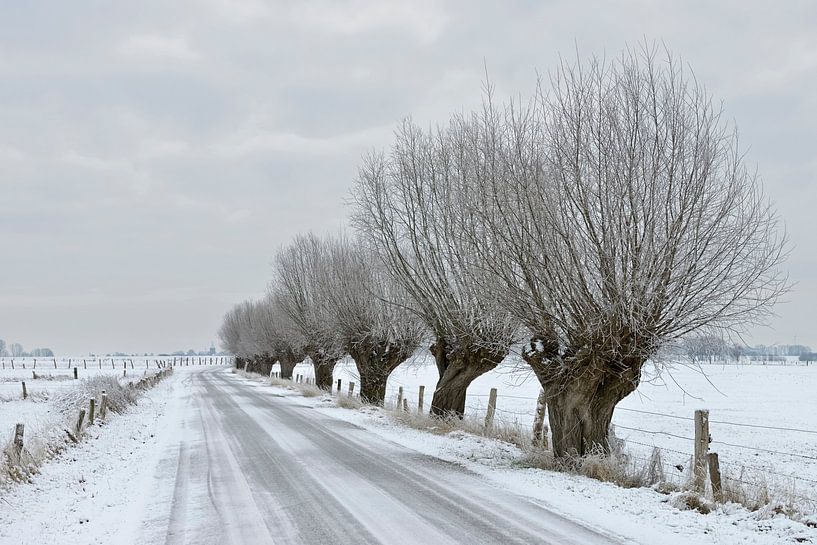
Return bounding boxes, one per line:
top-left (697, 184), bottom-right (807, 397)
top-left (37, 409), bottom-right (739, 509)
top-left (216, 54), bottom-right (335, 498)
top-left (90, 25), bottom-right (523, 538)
top-left (294, 382), bottom-right (324, 398)
top-left (670, 490), bottom-right (714, 514)
top-left (335, 394), bottom-right (364, 410)
top-left (268, 376), bottom-right (292, 388)
top-left (389, 407), bottom-right (531, 449)
top-left (56, 375), bottom-right (137, 415)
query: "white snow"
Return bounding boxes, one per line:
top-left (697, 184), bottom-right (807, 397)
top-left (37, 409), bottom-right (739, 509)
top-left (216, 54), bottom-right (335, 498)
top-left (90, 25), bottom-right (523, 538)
top-left (288, 351), bottom-right (817, 505)
top-left (0, 371), bottom-right (176, 544)
top-left (2, 362), bottom-right (815, 545)
top-left (273, 376), bottom-right (817, 544)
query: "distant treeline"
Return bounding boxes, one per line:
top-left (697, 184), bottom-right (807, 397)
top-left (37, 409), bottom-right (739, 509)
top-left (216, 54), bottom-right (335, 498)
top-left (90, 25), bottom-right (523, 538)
top-left (0, 339), bottom-right (53, 358)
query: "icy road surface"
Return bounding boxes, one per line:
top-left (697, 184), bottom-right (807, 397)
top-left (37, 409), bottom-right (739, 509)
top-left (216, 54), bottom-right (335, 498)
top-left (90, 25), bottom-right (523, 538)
top-left (139, 368), bottom-right (628, 545)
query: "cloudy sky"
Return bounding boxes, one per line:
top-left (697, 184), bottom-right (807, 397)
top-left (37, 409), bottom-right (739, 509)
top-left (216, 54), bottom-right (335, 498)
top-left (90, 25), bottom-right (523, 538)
top-left (1, 0), bottom-right (815, 355)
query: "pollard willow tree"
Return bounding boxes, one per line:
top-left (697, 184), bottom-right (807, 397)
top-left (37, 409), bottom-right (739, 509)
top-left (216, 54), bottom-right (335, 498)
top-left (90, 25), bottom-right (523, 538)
top-left (218, 297), bottom-right (305, 378)
top-left (248, 296), bottom-right (306, 378)
top-left (217, 302), bottom-right (245, 361)
top-left (218, 300), bottom-right (259, 368)
top-left (272, 233), bottom-right (345, 389)
top-left (472, 48), bottom-right (788, 457)
top-left (352, 120), bottom-right (520, 416)
top-left (319, 235), bottom-right (424, 403)
top-left (263, 296), bottom-right (307, 380)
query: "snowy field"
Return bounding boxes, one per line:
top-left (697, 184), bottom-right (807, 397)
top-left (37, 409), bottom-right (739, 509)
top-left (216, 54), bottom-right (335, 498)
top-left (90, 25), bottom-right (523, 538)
top-left (288, 352), bottom-right (817, 508)
top-left (0, 356), bottom-right (227, 400)
top-left (1, 365), bottom-right (814, 545)
top-left (0, 356), bottom-right (221, 489)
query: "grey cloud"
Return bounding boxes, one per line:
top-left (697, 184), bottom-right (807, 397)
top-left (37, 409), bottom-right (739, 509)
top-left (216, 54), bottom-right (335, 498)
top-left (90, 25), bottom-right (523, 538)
top-left (1, 0), bottom-right (815, 354)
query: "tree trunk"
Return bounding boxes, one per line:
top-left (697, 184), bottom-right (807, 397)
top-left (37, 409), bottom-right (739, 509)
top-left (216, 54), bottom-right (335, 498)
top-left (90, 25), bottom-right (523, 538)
top-left (429, 338), bottom-right (506, 417)
top-left (279, 358), bottom-right (297, 380)
top-left (310, 353), bottom-right (338, 389)
top-left (524, 337), bottom-right (642, 457)
top-left (349, 342), bottom-right (413, 404)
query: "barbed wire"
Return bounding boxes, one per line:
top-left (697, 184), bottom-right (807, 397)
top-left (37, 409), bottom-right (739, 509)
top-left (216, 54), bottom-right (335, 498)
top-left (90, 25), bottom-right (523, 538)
top-left (709, 419), bottom-right (817, 436)
top-left (614, 425), bottom-right (695, 442)
top-left (710, 440), bottom-right (817, 461)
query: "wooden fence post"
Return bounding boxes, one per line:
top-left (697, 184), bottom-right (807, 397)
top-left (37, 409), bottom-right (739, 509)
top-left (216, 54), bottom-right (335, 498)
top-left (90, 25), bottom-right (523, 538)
top-left (75, 409), bottom-right (86, 437)
top-left (402, 398), bottom-right (408, 412)
top-left (484, 388), bottom-right (498, 432)
top-left (89, 399), bottom-right (95, 425)
top-left (99, 390), bottom-right (109, 421)
top-left (336, 379), bottom-right (342, 393)
top-left (708, 452), bottom-right (722, 502)
top-left (694, 409), bottom-right (710, 491)
top-left (73, 367), bottom-right (78, 380)
top-left (397, 386), bottom-right (403, 410)
top-left (21, 381), bottom-right (27, 400)
top-left (532, 389), bottom-right (547, 447)
top-left (348, 382), bottom-right (355, 397)
top-left (13, 424), bottom-right (24, 458)
top-left (418, 385), bottom-right (425, 414)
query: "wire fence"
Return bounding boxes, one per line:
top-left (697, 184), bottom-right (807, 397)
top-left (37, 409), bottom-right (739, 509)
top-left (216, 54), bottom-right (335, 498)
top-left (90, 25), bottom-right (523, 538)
top-left (264, 358), bottom-right (817, 511)
top-left (382, 379), bottom-right (817, 507)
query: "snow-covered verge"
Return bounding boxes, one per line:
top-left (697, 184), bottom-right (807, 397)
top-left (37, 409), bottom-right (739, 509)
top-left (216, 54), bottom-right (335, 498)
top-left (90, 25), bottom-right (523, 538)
top-left (0, 373), bottom-right (175, 545)
top-left (0, 369), bottom-right (167, 488)
top-left (284, 352), bottom-right (817, 516)
top-left (246, 372), bottom-right (817, 545)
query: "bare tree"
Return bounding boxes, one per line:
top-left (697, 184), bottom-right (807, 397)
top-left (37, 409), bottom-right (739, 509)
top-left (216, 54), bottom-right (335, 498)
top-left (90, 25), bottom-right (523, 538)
top-left (218, 301), bottom-right (254, 368)
top-left (10, 343), bottom-right (24, 358)
top-left (272, 233), bottom-right (345, 388)
top-left (473, 47), bottom-right (788, 456)
top-left (0, 339), bottom-right (6, 357)
top-left (256, 294), bottom-right (305, 379)
top-left (319, 234), bottom-right (425, 403)
top-left (352, 119), bottom-right (520, 416)
top-left (219, 297), bottom-right (306, 378)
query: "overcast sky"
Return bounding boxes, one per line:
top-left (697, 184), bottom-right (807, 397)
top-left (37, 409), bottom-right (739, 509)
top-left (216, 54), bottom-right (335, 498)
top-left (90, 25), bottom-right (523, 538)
top-left (1, 0), bottom-right (815, 355)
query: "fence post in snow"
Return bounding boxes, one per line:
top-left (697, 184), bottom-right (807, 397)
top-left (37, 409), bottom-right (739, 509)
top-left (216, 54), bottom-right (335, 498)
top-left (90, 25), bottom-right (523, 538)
top-left (89, 399), bottom-right (95, 426)
top-left (694, 409), bottom-right (710, 491)
top-left (533, 389), bottom-right (548, 447)
top-left (484, 388), bottom-right (498, 433)
top-left (73, 367), bottom-right (78, 380)
top-left (21, 381), bottom-right (27, 400)
top-left (402, 398), bottom-right (408, 412)
top-left (13, 424), bottom-right (24, 458)
top-left (348, 382), bottom-right (355, 397)
top-left (83, 359), bottom-right (87, 369)
top-left (708, 452), bottom-right (722, 502)
top-left (397, 386), bottom-right (403, 410)
top-left (336, 379), bottom-right (342, 394)
top-left (418, 385), bottom-right (425, 414)
top-left (99, 390), bottom-right (108, 421)
top-left (75, 409), bottom-right (86, 438)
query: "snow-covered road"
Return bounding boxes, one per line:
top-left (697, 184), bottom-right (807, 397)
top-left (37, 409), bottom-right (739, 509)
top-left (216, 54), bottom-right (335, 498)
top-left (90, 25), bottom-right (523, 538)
top-left (139, 367), bottom-right (627, 545)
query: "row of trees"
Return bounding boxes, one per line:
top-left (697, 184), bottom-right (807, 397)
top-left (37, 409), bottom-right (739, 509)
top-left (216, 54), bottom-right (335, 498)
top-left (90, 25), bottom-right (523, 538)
top-left (0, 339), bottom-right (53, 358)
top-left (220, 47), bottom-right (787, 458)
